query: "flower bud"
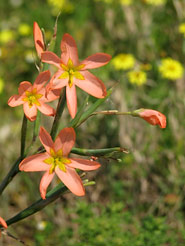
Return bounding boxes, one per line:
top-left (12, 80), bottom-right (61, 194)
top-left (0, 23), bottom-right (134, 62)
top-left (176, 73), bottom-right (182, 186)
top-left (133, 109), bottom-right (166, 128)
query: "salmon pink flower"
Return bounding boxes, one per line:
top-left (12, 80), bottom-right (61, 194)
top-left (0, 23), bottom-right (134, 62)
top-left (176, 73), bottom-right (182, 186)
top-left (0, 216), bottom-right (7, 237)
top-left (0, 217), bottom-right (7, 229)
top-left (41, 33), bottom-right (111, 118)
top-left (33, 22), bottom-right (45, 58)
top-left (134, 109), bottom-right (166, 128)
top-left (8, 70), bottom-right (60, 121)
top-left (19, 127), bottom-right (101, 199)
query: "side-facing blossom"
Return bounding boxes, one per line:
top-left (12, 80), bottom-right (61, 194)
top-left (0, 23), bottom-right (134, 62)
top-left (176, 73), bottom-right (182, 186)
top-left (33, 22), bottom-right (45, 58)
top-left (0, 216), bottom-right (7, 237)
top-left (8, 70), bottom-right (60, 121)
top-left (133, 109), bottom-right (166, 128)
top-left (41, 33), bottom-right (111, 118)
top-left (19, 127), bottom-right (101, 199)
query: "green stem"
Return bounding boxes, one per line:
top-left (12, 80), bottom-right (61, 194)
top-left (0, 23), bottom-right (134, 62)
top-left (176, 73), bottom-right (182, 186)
top-left (32, 111), bottom-right (41, 143)
top-left (0, 157), bottom-right (22, 195)
top-left (91, 110), bottom-right (132, 116)
top-left (76, 88), bottom-right (113, 127)
top-left (20, 114), bottom-right (27, 159)
top-left (0, 114), bottom-right (28, 195)
top-left (6, 183), bottom-right (67, 226)
top-left (77, 109), bottom-right (132, 127)
top-left (50, 88), bottom-right (66, 140)
top-left (5, 177), bottom-right (97, 227)
top-left (71, 147), bottom-right (128, 156)
top-left (68, 95), bottom-right (89, 128)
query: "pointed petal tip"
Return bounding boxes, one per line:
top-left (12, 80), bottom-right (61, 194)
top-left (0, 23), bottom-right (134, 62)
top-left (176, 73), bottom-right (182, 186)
top-left (39, 126), bottom-right (45, 133)
top-left (41, 193), bottom-right (46, 200)
top-left (0, 217), bottom-right (7, 229)
top-left (39, 126), bottom-right (54, 153)
top-left (75, 189), bottom-right (85, 197)
top-left (33, 21), bottom-right (45, 57)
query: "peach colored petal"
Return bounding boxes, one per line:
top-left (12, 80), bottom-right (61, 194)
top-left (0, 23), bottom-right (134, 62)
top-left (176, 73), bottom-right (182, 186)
top-left (18, 81), bottom-right (32, 95)
top-left (74, 71), bottom-right (107, 98)
top-left (0, 217), bottom-right (7, 229)
top-left (33, 22), bottom-right (45, 58)
top-left (33, 70), bottom-right (50, 91)
top-left (37, 102), bottom-right (55, 116)
top-left (41, 51), bottom-right (61, 68)
top-left (45, 88), bottom-right (61, 102)
top-left (139, 109), bottom-right (166, 128)
top-left (60, 33), bottom-right (79, 66)
top-left (55, 166), bottom-right (85, 196)
top-left (8, 95), bottom-right (24, 107)
top-left (81, 53), bottom-right (111, 69)
top-left (23, 103), bottom-right (37, 121)
top-left (54, 128), bottom-right (75, 155)
top-left (39, 127), bottom-right (54, 153)
top-left (39, 170), bottom-right (55, 199)
top-left (52, 76), bottom-right (69, 90)
top-left (69, 158), bottom-right (101, 171)
top-left (19, 153), bottom-right (50, 172)
top-left (66, 84), bottom-right (77, 119)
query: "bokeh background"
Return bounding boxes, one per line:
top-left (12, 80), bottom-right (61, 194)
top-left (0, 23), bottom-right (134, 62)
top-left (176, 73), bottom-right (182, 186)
top-left (0, 0), bottom-right (185, 245)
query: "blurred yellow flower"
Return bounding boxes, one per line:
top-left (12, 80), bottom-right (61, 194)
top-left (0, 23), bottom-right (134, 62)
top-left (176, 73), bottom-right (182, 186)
top-left (112, 53), bottom-right (135, 70)
top-left (178, 23), bottom-right (185, 37)
top-left (47, 0), bottom-right (74, 15)
top-left (120, 0), bottom-right (132, 5)
top-left (18, 23), bottom-right (31, 36)
top-left (159, 58), bottom-right (184, 80)
top-left (127, 70), bottom-right (147, 86)
top-left (0, 30), bottom-right (14, 44)
top-left (145, 0), bottom-right (166, 5)
top-left (0, 78), bottom-right (4, 94)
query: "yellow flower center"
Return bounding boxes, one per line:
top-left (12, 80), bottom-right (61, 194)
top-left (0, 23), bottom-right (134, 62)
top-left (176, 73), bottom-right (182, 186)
top-left (22, 88), bottom-right (43, 108)
top-left (43, 149), bottom-right (71, 174)
top-left (58, 58), bottom-right (85, 87)
top-left (167, 65), bottom-right (175, 71)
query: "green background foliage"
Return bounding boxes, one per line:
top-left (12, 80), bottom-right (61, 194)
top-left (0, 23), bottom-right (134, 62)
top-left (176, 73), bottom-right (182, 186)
top-left (0, 0), bottom-right (185, 245)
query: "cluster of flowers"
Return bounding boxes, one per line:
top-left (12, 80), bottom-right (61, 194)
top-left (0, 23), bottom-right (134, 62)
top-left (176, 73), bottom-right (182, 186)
top-left (8, 21), bottom-right (111, 196)
top-left (112, 53), bottom-right (184, 85)
top-left (0, 22), bottom-right (166, 233)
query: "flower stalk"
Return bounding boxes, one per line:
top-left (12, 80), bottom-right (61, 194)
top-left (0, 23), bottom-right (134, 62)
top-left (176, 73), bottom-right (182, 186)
top-left (50, 88), bottom-right (66, 140)
top-left (0, 157), bottom-right (22, 195)
top-left (20, 114), bottom-right (27, 159)
top-left (6, 183), bottom-right (67, 226)
top-left (71, 147), bottom-right (129, 156)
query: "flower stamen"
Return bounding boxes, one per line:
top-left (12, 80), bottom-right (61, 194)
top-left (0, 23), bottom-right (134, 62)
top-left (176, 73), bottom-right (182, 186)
top-left (58, 59), bottom-right (85, 87)
top-left (43, 148), bottom-right (71, 174)
top-left (23, 88), bottom-right (43, 107)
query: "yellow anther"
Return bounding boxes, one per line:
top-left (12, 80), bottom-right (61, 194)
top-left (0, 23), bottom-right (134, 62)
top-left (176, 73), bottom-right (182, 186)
top-left (44, 148), bottom-right (71, 173)
top-left (23, 89), bottom-right (43, 107)
top-left (59, 59), bottom-right (85, 87)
